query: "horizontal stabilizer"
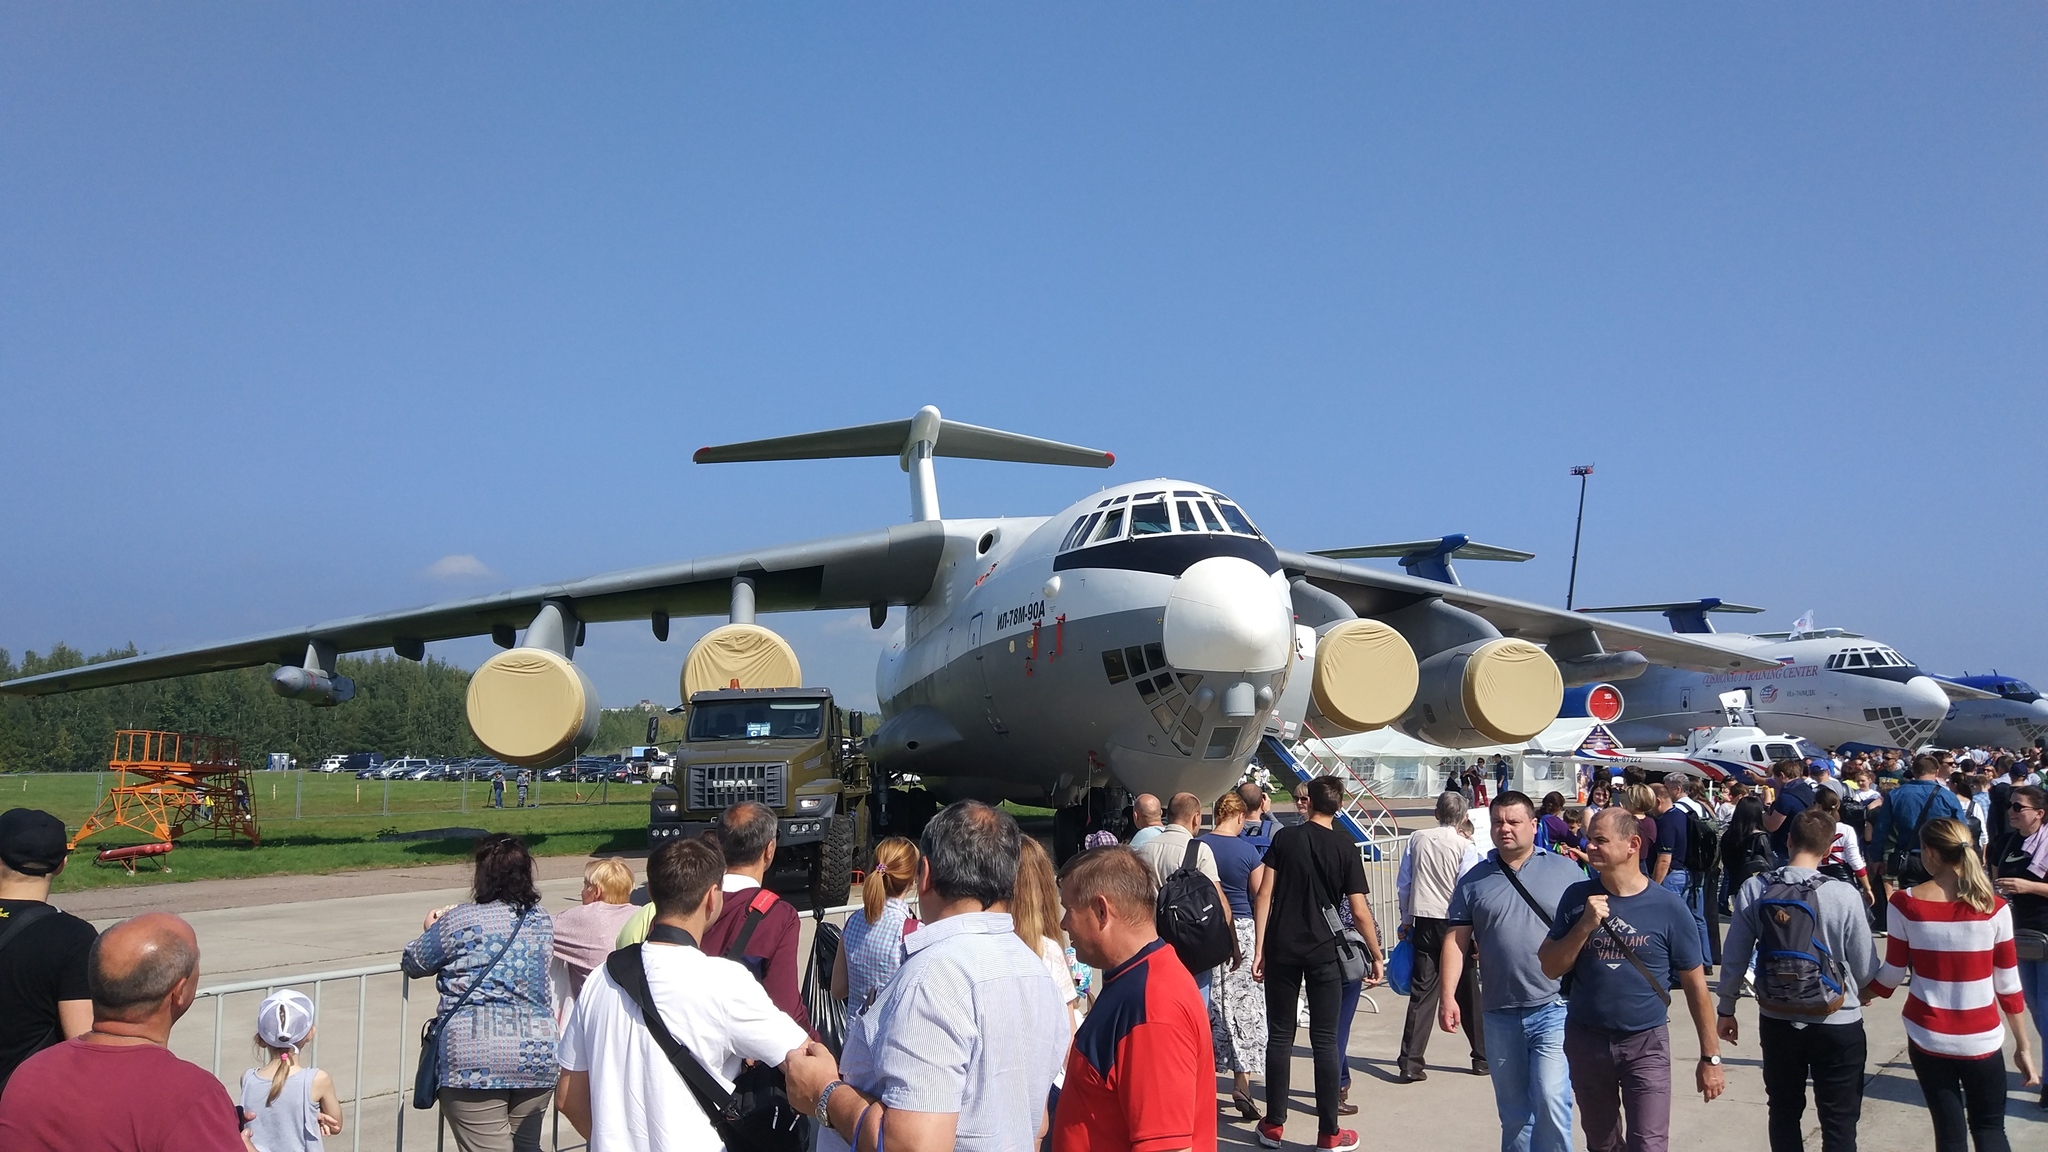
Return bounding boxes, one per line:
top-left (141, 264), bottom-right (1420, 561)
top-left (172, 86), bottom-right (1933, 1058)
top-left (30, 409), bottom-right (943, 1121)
top-left (1575, 597), bottom-right (1765, 636)
top-left (1310, 534), bottom-right (1532, 586)
top-left (1575, 600), bottom-right (1765, 615)
top-left (1313, 539), bottom-right (1534, 563)
top-left (694, 409), bottom-right (1113, 470)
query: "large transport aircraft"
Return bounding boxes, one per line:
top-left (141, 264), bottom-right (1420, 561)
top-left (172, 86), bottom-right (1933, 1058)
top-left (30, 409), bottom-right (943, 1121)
top-left (1569, 599), bottom-right (1993, 753)
top-left (0, 408), bottom-right (1773, 846)
top-left (1935, 673), bottom-right (2048, 750)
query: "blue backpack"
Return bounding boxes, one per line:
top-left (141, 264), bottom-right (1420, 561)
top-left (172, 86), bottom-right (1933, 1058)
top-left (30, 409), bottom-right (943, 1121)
top-left (1752, 871), bottom-right (1847, 1018)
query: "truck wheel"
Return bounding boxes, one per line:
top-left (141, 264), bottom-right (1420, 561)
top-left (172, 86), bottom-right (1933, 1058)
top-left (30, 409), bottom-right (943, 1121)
top-left (811, 813), bottom-right (857, 909)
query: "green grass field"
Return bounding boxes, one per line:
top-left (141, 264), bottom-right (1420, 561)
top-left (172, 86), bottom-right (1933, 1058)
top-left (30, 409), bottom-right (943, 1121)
top-left (0, 772), bottom-right (649, 893)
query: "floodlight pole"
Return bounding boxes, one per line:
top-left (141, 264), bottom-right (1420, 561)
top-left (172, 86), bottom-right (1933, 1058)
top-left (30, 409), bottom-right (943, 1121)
top-left (1566, 465), bottom-right (1594, 610)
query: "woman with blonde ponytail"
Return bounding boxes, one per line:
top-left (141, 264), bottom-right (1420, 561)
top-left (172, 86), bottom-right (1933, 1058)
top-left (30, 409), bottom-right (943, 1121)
top-left (831, 837), bottom-right (919, 1009)
top-left (1865, 817), bottom-right (2039, 1151)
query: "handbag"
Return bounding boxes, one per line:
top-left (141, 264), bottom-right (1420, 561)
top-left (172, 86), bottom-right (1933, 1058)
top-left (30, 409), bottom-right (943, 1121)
top-left (1310, 847), bottom-right (1373, 984)
top-left (1385, 937), bottom-right (1414, 996)
top-left (607, 930), bottom-right (811, 1152)
top-left (2017, 929), bottom-right (2048, 963)
top-left (413, 908), bottom-right (528, 1109)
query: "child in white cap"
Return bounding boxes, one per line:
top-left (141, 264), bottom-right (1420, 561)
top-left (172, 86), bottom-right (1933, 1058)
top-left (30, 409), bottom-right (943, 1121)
top-left (239, 989), bottom-right (343, 1151)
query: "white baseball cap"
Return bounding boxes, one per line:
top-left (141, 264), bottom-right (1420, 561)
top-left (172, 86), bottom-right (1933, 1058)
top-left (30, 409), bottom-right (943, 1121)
top-left (256, 989), bottom-right (315, 1053)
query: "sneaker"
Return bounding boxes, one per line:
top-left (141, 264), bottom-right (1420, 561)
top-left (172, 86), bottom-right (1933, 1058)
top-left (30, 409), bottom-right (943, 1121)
top-left (1257, 1120), bottom-right (1285, 1148)
top-left (1317, 1129), bottom-right (1361, 1151)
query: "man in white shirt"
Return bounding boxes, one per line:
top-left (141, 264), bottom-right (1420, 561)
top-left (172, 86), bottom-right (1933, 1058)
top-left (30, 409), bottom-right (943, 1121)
top-left (1395, 790), bottom-right (1486, 1083)
top-left (556, 835), bottom-right (808, 1152)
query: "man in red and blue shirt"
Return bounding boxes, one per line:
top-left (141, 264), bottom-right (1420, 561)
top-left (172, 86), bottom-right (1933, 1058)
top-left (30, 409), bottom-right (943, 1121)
top-left (1054, 845), bottom-right (1217, 1152)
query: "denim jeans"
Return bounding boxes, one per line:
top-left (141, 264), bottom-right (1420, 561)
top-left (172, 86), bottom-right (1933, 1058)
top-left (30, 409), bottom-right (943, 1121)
top-left (1482, 1001), bottom-right (1573, 1152)
top-left (1336, 977), bottom-right (1362, 1090)
top-left (2016, 957), bottom-right (2048, 1057)
top-left (1661, 869), bottom-right (1712, 962)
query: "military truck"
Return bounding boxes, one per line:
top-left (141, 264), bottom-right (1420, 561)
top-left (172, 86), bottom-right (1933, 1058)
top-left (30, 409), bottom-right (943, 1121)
top-left (648, 687), bottom-right (870, 907)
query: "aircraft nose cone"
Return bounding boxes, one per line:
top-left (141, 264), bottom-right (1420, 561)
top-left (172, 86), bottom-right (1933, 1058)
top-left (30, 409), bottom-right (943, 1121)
top-left (1904, 675), bottom-right (1951, 721)
top-left (1161, 556), bottom-right (1292, 674)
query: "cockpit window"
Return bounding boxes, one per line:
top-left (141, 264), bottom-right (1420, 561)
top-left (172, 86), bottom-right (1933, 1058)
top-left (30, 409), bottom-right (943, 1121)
top-left (1843, 651), bottom-right (1865, 668)
top-left (1092, 508), bottom-right (1125, 543)
top-left (1061, 513), bottom-right (1100, 551)
top-left (1197, 502), bottom-right (1224, 532)
top-left (1176, 501), bottom-right (1200, 532)
top-left (1215, 501), bottom-right (1260, 537)
top-left (1766, 743), bottom-right (1798, 760)
top-left (1130, 501), bottom-right (1172, 536)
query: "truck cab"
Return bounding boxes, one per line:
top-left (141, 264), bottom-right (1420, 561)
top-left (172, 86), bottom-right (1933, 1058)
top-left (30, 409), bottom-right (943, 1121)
top-left (649, 687), bottom-right (870, 906)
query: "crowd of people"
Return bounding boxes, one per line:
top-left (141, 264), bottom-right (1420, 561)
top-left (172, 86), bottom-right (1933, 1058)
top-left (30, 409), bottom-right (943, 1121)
top-left (0, 741), bottom-right (2043, 1151)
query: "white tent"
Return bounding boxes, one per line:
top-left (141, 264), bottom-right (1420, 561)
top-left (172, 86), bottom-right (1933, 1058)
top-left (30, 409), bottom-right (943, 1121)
top-left (1297, 719), bottom-right (1620, 800)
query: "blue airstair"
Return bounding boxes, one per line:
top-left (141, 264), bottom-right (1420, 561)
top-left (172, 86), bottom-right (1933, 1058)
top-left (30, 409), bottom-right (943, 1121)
top-left (1259, 732), bottom-right (1397, 860)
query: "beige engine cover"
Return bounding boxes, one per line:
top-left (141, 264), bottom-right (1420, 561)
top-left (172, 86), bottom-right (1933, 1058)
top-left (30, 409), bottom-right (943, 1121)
top-left (1403, 637), bottom-right (1564, 747)
top-left (466, 647), bottom-right (601, 767)
top-left (1309, 619), bottom-right (1420, 732)
top-left (682, 623), bottom-right (803, 698)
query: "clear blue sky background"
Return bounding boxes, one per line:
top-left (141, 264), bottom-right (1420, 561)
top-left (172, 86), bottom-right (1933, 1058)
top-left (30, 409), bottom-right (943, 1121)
top-left (5, 7), bottom-right (2044, 711)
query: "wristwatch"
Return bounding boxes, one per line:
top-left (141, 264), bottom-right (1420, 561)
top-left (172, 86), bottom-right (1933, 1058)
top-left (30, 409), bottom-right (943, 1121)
top-left (1700, 1054), bottom-right (1722, 1066)
top-left (816, 1080), bottom-right (846, 1124)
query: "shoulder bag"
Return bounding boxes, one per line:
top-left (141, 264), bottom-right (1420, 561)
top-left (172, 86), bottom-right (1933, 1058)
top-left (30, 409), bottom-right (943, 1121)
top-left (606, 931), bottom-right (810, 1152)
top-left (1310, 840), bottom-right (1373, 984)
top-left (412, 908), bottom-right (527, 1109)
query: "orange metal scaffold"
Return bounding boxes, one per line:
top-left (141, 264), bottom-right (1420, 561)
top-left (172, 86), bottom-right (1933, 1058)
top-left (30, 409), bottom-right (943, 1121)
top-left (70, 730), bottom-right (260, 850)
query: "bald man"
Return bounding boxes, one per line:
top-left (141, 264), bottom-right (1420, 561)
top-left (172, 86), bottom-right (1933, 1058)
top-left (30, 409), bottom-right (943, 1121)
top-left (1129, 794), bottom-right (1166, 849)
top-left (0, 912), bottom-right (249, 1151)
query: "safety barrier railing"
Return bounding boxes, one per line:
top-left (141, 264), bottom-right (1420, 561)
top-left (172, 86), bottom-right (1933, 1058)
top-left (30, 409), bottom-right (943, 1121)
top-left (184, 901), bottom-right (879, 1152)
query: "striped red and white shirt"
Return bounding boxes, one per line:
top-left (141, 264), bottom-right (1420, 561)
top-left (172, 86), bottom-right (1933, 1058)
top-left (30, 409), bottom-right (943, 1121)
top-left (1863, 891), bottom-right (2025, 1058)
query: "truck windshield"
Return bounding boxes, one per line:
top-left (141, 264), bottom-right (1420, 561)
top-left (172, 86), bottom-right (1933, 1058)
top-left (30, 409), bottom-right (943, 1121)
top-left (688, 701), bottom-right (824, 740)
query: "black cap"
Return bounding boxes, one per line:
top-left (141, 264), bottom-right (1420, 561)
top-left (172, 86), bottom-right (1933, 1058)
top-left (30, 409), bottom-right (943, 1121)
top-left (0, 809), bottom-right (69, 876)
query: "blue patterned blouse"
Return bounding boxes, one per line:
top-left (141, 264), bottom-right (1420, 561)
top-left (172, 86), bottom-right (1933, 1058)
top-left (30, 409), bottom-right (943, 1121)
top-left (402, 901), bottom-right (557, 1089)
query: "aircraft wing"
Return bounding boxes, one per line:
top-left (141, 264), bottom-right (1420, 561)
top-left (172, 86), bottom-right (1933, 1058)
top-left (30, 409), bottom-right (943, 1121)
top-left (0, 522), bottom-right (949, 697)
top-left (1277, 550), bottom-right (1780, 674)
top-left (1934, 679), bottom-right (2002, 702)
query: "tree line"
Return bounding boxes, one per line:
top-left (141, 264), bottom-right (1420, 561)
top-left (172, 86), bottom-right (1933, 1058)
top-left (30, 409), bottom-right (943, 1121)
top-left (0, 644), bottom-right (483, 773)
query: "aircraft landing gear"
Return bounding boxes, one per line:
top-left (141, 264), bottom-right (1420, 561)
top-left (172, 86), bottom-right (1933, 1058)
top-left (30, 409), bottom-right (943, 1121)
top-left (1052, 785), bottom-right (1134, 864)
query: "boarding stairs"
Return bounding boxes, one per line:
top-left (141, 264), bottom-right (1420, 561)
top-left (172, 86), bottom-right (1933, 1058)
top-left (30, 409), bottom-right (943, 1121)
top-left (1259, 727), bottom-right (1401, 860)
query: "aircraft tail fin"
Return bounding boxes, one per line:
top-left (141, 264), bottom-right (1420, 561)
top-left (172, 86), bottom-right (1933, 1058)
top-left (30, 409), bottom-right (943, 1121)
top-left (1309, 534), bottom-right (1533, 585)
top-left (694, 405), bottom-right (1113, 522)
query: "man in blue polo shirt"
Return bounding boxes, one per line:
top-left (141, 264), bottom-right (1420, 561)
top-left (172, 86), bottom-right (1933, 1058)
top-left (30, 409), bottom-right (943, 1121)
top-left (1051, 845), bottom-right (1215, 1152)
top-left (1442, 791), bottom-right (1583, 1152)
top-left (1539, 808), bottom-right (1725, 1152)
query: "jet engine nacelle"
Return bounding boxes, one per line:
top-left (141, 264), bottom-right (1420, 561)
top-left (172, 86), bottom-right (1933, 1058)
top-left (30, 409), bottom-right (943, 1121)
top-left (269, 666), bottom-right (356, 706)
top-left (1398, 638), bottom-right (1564, 749)
top-left (1304, 618), bottom-right (1420, 735)
top-left (466, 647), bottom-right (600, 768)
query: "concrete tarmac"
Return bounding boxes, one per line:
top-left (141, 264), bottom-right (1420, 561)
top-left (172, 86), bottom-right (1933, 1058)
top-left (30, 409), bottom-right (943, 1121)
top-left (53, 853), bottom-right (2048, 1151)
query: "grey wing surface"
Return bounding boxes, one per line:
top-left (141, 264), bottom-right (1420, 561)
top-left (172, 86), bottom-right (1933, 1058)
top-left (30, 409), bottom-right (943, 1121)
top-left (1277, 550), bottom-right (1779, 674)
top-left (0, 523), bottom-right (948, 696)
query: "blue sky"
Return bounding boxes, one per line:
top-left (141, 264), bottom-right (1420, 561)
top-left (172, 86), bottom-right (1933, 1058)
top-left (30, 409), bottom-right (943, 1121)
top-left (4, 7), bottom-right (2044, 710)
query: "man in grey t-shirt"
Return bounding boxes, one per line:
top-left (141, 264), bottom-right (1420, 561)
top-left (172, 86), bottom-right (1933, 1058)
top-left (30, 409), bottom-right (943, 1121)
top-left (1441, 791), bottom-right (1583, 1152)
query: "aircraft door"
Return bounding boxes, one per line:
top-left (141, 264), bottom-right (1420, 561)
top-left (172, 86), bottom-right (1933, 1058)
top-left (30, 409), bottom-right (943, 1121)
top-left (971, 613), bottom-right (1007, 734)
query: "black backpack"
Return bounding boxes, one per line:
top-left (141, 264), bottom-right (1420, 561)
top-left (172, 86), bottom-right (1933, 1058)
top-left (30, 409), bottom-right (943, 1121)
top-left (1156, 839), bottom-right (1235, 974)
top-left (1750, 870), bottom-right (1848, 1018)
top-left (1681, 805), bottom-right (1719, 878)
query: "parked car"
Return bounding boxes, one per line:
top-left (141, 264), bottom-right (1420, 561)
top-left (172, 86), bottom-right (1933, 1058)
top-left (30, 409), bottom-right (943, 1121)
top-left (381, 757), bottom-right (432, 779)
top-left (318, 755), bottom-right (348, 773)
